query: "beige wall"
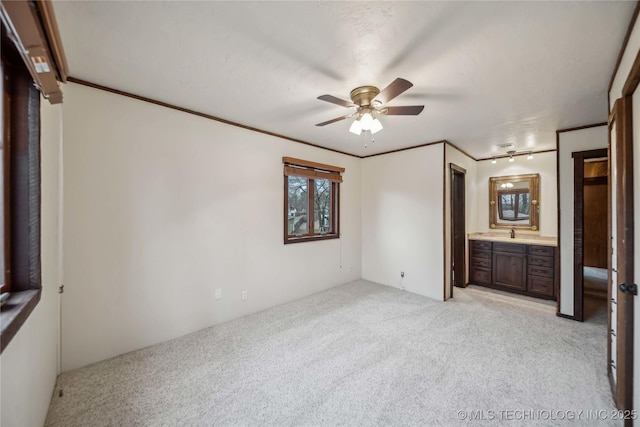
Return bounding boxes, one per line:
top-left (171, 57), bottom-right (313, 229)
top-left (0, 101), bottom-right (62, 426)
top-left (557, 125), bottom-right (608, 317)
top-left (475, 151), bottom-right (557, 237)
top-left (361, 144), bottom-right (445, 300)
top-left (61, 83), bottom-right (362, 371)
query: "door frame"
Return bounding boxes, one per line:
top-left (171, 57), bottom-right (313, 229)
top-left (572, 149), bottom-right (608, 322)
top-left (609, 42), bottom-right (640, 414)
top-left (608, 95), bottom-right (634, 412)
top-left (449, 163), bottom-right (466, 296)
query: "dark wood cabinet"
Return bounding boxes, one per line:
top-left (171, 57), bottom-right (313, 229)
top-left (526, 245), bottom-right (555, 297)
top-left (469, 240), bottom-right (556, 300)
top-left (470, 240), bottom-right (491, 285)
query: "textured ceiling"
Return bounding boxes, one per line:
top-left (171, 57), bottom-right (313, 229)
top-left (52, 1), bottom-right (635, 158)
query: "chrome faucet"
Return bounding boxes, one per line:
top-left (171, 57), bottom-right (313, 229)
top-left (510, 228), bottom-right (515, 239)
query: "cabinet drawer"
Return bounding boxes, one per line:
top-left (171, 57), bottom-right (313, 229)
top-left (471, 267), bottom-right (491, 284)
top-left (470, 240), bottom-right (492, 251)
top-left (528, 275), bottom-right (554, 296)
top-left (528, 255), bottom-right (554, 268)
top-left (528, 245), bottom-right (554, 257)
top-left (528, 264), bottom-right (553, 278)
top-left (471, 257), bottom-right (491, 269)
top-left (471, 249), bottom-right (491, 259)
top-left (493, 242), bottom-right (526, 254)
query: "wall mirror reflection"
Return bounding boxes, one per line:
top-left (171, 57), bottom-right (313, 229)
top-left (489, 174), bottom-right (540, 231)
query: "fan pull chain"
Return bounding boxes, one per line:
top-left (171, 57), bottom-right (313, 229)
top-left (363, 133), bottom-right (375, 149)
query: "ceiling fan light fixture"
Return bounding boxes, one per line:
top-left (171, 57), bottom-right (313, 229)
top-left (349, 119), bottom-right (363, 135)
top-left (360, 111), bottom-right (374, 130)
top-left (315, 78), bottom-right (423, 141)
top-left (370, 118), bottom-right (383, 134)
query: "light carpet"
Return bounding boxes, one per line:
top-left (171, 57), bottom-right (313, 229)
top-left (45, 280), bottom-right (618, 426)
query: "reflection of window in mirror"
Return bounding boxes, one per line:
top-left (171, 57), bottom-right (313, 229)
top-left (498, 190), bottom-right (530, 221)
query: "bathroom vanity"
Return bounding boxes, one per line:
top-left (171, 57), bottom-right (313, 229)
top-left (468, 233), bottom-right (557, 300)
top-left (468, 172), bottom-right (557, 299)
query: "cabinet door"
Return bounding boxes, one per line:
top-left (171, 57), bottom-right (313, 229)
top-left (492, 252), bottom-right (527, 291)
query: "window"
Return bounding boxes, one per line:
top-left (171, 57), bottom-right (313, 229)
top-left (283, 157), bottom-right (343, 244)
top-left (0, 26), bottom-right (43, 353)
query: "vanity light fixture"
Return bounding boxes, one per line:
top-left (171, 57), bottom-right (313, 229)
top-left (491, 149), bottom-right (538, 164)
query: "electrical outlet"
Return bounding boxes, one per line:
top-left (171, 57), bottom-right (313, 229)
top-left (401, 271), bottom-right (405, 278)
top-left (214, 288), bottom-right (222, 300)
top-left (242, 290), bottom-right (248, 301)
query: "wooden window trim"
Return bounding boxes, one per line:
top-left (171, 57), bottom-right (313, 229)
top-left (283, 157), bottom-right (342, 244)
top-left (0, 27), bottom-right (42, 354)
top-left (283, 166), bottom-right (342, 183)
top-left (283, 157), bottom-right (345, 174)
top-left (0, 0), bottom-right (67, 103)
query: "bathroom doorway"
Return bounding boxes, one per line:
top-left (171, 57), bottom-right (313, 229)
top-left (450, 163), bottom-right (466, 295)
top-left (572, 150), bottom-right (608, 322)
top-left (582, 159), bottom-right (608, 321)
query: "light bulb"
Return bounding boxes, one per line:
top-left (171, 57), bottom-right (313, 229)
top-left (360, 112), bottom-right (373, 130)
top-left (527, 151), bottom-right (533, 160)
top-left (491, 157), bottom-right (497, 164)
top-left (370, 118), bottom-right (383, 134)
top-left (508, 156), bottom-right (514, 162)
top-left (349, 119), bottom-right (362, 135)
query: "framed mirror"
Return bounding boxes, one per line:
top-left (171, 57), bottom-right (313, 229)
top-left (489, 174), bottom-right (540, 231)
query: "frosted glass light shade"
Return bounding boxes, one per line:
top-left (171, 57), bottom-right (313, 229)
top-left (370, 118), bottom-right (383, 134)
top-left (360, 112), bottom-right (373, 130)
top-left (349, 119), bottom-right (362, 135)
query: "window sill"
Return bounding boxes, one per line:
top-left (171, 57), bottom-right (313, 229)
top-left (284, 234), bottom-right (339, 244)
top-left (0, 289), bottom-right (41, 354)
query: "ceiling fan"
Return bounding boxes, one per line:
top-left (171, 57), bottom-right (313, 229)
top-left (315, 78), bottom-right (424, 135)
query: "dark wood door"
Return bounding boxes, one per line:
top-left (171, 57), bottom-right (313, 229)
top-left (452, 167), bottom-right (465, 288)
top-left (609, 96), bottom-right (634, 413)
top-left (583, 162), bottom-right (608, 268)
top-left (573, 149), bottom-right (608, 321)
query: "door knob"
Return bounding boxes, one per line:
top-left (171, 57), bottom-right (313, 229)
top-left (619, 283), bottom-right (638, 295)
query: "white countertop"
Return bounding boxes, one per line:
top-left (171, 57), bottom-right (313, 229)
top-left (468, 232), bottom-right (557, 247)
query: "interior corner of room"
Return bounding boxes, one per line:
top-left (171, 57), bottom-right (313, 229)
top-left (1, 1), bottom-right (639, 426)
